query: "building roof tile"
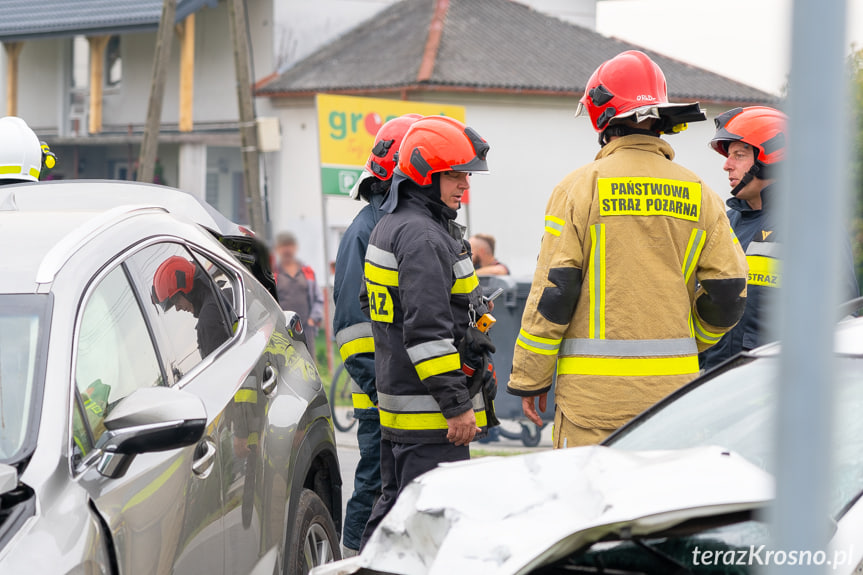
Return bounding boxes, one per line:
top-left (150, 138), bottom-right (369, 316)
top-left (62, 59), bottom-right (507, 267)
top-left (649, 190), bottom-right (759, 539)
top-left (259, 0), bottom-right (774, 105)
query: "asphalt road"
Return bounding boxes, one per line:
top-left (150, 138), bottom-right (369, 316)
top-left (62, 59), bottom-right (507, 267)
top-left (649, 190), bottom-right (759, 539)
top-left (333, 408), bottom-right (553, 523)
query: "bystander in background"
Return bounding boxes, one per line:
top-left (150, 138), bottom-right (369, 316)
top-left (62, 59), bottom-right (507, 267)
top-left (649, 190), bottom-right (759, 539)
top-left (274, 232), bottom-right (324, 357)
top-left (469, 234), bottom-right (509, 275)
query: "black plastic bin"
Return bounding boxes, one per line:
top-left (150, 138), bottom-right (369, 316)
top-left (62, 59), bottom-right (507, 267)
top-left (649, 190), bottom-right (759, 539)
top-left (479, 276), bottom-right (556, 446)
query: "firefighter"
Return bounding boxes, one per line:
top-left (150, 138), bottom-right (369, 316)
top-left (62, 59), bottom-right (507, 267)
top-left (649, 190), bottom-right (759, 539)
top-left (360, 115), bottom-right (493, 548)
top-left (332, 113), bottom-right (422, 556)
top-left (508, 50), bottom-right (749, 448)
top-left (700, 107), bottom-right (859, 370)
top-left (0, 116), bottom-right (56, 185)
top-left (151, 256), bottom-right (231, 357)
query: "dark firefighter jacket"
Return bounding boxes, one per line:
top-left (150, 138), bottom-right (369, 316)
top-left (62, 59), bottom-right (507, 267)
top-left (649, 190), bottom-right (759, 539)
top-left (508, 135), bottom-right (748, 430)
top-left (333, 193), bottom-right (385, 418)
top-left (700, 186), bottom-right (860, 370)
top-left (364, 178), bottom-right (490, 444)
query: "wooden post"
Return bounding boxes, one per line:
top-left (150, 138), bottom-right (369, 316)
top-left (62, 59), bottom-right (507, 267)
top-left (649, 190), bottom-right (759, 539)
top-left (227, 0), bottom-right (265, 233)
top-left (138, 0), bottom-right (177, 183)
top-left (178, 13), bottom-right (195, 132)
top-left (87, 36), bottom-right (110, 134)
top-left (4, 42), bottom-right (23, 117)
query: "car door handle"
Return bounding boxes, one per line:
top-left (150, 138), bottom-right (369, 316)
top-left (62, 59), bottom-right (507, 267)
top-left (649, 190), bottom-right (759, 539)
top-left (261, 365), bottom-right (278, 396)
top-left (192, 439), bottom-right (217, 478)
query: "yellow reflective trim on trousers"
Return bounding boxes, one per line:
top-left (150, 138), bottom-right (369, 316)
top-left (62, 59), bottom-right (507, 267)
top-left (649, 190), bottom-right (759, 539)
top-left (380, 409), bottom-right (488, 431)
top-left (352, 393), bottom-right (376, 410)
top-left (234, 389), bottom-right (257, 403)
top-left (516, 329), bottom-right (562, 356)
top-left (693, 318), bottom-right (723, 344)
top-left (747, 255), bottom-right (781, 288)
top-left (681, 229), bottom-right (706, 284)
top-left (451, 272), bottom-right (479, 294)
top-left (339, 336), bottom-right (375, 361)
top-left (414, 352), bottom-right (461, 380)
top-left (247, 432), bottom-right (259, 446)
top-left (545, 215), bottom-right (564, 237)
top-left (589, 224), bottom-right (606, 339)
top-left (558, 355), bottom-right (699, 377)
top-left (364, 262), bottom-right (399, 287)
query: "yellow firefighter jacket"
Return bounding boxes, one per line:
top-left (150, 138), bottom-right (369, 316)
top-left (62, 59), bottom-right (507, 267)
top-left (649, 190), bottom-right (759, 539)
top-left (508, 135), bottom-right (748, 430)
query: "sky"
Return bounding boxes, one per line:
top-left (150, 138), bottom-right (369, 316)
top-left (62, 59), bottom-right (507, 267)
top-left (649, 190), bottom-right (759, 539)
top-left (596, 0), bottom-right (863, 95)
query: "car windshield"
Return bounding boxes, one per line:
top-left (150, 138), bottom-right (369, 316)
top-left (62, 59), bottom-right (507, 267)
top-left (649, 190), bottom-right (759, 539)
top-left (607, 357), bottom-right (863, 519)
top-left (0, 295), bottom-right (51, 465)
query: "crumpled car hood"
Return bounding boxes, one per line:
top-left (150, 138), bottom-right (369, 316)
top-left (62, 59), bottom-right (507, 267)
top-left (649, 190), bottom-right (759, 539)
top-left (314, 445), bottom-right (773, 575)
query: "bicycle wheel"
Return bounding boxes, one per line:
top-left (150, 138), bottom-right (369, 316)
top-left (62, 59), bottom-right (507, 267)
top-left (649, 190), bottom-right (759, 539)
top-left (329, 363), bottom-right (358, 432)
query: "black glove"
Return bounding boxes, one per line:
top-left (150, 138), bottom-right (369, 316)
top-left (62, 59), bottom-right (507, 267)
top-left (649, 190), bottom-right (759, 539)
top-left (458, 327), bottom-right (500, 428)
top-left (458, 326), bottom-right (496, 395)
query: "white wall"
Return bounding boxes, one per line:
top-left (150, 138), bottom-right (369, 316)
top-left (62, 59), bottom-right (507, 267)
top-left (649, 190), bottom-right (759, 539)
top-left (6, 37), bottom-right (65, 133)
top-left (267, 92), bottom-right (738, 279)
top-left (267, 100), bottom-right (332, 273)
top-left (271, 95), bottom-right (728, 282)
top-left (438, 96), bottom-right (733, 277)
top-left (5, 0), bottom-right (274, 133)
top-left (102, 0), bottom-right (275, 128)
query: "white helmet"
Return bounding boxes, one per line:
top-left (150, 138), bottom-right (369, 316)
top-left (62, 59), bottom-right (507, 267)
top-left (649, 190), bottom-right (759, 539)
top-left (0, 117), bottom-right (42, 183)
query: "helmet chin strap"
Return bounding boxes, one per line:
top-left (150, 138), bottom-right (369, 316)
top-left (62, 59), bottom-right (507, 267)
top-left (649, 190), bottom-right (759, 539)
top-left (730, 162), bottom-right (764, 197)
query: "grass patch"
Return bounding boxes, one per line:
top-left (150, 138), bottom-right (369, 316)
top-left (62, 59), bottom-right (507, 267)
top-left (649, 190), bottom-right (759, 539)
top-left (470, 448), bottom-right (532, 458)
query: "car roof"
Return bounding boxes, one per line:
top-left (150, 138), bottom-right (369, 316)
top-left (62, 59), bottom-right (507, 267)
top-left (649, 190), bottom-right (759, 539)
top-left (0, 180), bottom-right (242, 237)
top-left (0, 206), bottom-right (167, 294)
top-left (751, 316), bottom-right (863, 357)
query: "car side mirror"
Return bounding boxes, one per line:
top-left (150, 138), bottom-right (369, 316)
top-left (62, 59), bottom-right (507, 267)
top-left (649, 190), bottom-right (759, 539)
top-left (95, 387), bottom-right (207, 479)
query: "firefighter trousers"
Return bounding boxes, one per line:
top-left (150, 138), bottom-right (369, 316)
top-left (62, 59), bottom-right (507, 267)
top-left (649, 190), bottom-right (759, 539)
top-left (360, 439), bottom-right (469, 550)
top-left (553, 407), bottom-right (615, 448)
top-left (342, 416), bottom-right (382, 551)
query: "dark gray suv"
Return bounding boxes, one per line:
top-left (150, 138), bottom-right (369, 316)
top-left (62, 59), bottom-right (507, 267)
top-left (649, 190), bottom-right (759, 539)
top-left (0, 182), bottom-right (341, 575)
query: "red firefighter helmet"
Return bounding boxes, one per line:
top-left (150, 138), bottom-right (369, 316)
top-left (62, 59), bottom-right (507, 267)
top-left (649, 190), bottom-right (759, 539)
top-left (151, 256), bottom-right (196, 311)
top-left (710, 106), bottom-right (787, 166)
top-left (578, 50), bottom-right (706, 137)
top-left (366, 114), bottom-right (423, 180)
top-left (395, 116), bottom-right (489, 187)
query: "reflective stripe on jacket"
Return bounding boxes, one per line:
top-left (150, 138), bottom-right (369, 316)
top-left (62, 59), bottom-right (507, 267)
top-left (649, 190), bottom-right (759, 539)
top-left (509, 135), bottom-right (748, 430)
top-left (365, 186), bottom-right (489, 444)
top-left (333, 197), bottom-right (385, 416)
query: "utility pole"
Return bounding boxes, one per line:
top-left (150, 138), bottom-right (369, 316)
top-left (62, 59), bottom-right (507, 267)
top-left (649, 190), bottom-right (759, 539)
top-left (227, 0), bottom-right (265, 233)
top-left (138, 0), bottom-right (176, 183)
top-left (769, 1), bottom-right (849, 574)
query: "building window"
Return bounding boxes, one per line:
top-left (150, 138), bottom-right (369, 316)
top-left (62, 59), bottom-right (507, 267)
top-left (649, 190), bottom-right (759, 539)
top-left (106, 36), bottom-right (122, 87)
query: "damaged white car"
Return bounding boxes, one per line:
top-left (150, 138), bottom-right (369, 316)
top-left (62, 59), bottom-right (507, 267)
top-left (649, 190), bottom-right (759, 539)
top-left (315, 316), bottom-right (863, 575)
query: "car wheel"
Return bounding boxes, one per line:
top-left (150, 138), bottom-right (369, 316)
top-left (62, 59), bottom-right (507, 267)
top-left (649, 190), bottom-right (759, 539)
top-left (287, 488), bottom-right (341, 575)
top-left (521, 422), bottom-right (543, 447)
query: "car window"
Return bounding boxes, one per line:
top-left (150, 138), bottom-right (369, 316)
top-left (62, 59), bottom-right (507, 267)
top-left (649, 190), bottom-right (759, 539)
top-left (127, 243), bottom-right (232, 381)
top-left (192, 250), bottom-right (241, 331)
top-left (74, 265), bottom-right (165, 453)
top-left (608, 357), bottom-right (863, 518)
top-left (0, 294), bottom-right (51, 464)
